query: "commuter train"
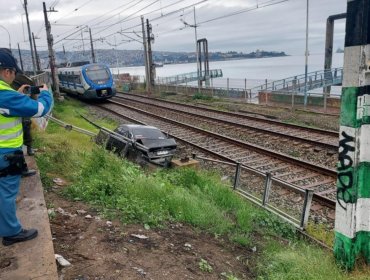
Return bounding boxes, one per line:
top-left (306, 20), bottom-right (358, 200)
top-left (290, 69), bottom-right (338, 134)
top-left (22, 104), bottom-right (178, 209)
top-left (57, 62), bottom-right (116, 100)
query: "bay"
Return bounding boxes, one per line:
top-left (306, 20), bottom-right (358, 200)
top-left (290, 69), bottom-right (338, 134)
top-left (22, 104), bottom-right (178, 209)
top-left (111, 53), bottom-right (344, 94)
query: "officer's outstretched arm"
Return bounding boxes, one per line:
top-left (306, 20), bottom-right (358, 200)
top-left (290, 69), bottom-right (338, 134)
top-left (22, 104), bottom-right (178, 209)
top-left (0, 89), bottom-right (53, 118)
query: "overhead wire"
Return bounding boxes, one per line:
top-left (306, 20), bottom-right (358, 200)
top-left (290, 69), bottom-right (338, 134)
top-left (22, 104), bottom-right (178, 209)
top-left (55, 0), bottom-right (197, 49)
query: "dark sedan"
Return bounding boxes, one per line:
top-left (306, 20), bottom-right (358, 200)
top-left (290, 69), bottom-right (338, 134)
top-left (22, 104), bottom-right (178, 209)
top-left (105, 124), bottom-right (177, 167)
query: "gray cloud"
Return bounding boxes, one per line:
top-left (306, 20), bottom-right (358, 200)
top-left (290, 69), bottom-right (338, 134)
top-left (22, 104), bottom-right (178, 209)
top-left (0, 0), bottom-right (347, 56)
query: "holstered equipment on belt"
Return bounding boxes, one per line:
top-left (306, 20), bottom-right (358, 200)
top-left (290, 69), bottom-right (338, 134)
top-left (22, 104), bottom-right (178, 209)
top-left (0, 150), bottom-right (28, 177)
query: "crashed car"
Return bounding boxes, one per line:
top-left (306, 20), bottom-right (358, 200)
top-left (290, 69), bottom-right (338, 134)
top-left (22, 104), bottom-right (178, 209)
top-left (105, 124), bottom-right (177, 167)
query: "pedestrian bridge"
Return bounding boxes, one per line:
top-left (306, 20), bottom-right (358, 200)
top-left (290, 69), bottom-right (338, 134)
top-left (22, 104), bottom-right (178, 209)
top-left (156, 69), bottom-right (223, 85)
top-left (250, 67), bottom-right (343, 95)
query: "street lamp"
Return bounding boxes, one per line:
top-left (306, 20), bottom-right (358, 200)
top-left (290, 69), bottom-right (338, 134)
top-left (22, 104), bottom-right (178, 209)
top-left (0, 25), bottom-right (11, 51)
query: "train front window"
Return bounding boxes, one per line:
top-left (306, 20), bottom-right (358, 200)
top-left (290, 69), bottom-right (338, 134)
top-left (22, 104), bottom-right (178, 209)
top-left (85, 66), bottom-right (110, 83)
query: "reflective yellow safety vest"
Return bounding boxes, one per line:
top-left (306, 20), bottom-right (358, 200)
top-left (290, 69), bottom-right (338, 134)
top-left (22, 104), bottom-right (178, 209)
top-left (0, 80), bottom-right (23, 148)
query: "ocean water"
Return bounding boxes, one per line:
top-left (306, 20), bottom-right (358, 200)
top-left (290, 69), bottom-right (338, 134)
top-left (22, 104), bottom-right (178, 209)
top-left (111, 53), bottom-right (344, 94)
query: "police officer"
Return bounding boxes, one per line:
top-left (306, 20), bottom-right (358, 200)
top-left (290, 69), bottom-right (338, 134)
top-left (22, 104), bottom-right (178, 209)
top-left (0, 50), bottom-right (53, 246)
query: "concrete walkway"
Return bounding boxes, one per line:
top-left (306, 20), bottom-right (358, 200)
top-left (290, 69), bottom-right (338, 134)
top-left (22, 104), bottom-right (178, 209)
top-left (0, 153), bottom-right (58, 280)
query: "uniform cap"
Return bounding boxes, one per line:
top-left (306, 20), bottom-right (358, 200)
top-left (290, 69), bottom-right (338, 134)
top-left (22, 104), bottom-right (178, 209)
top-left (0, 51), bottom-right (23, 74)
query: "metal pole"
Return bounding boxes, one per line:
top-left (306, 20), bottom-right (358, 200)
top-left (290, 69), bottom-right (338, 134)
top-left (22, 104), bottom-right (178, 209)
top-left (141, 16), bottom-right (149, 93)
top-left (233, 163), bottom-right (241, 190)
top-left (244, 78), bottom-right (247, 102)
top-left (262, 173), bottom-right (272, 206)
top-left (17, 43), bottom-right (24, 71)
top-left (303, 0), bottom-right (309, 108)
top-left (146, 19), bottom-right (154, 92)
top-left (89, 28), bottom-right (96, 63)
top-left (43, 2), bottom-right (60, 97)
top-left (194, 7), bottom-right (200, 93)
top-left (32, 32), bottom-right (41, 71)
top-left (300, 189), bottom-right (313, 229)
top-left (24, 0), bottom-right (36, 74)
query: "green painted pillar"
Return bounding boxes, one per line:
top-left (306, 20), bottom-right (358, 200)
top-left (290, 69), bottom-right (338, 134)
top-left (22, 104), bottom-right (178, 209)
top-left (334, 0), bottom-right (370, 270)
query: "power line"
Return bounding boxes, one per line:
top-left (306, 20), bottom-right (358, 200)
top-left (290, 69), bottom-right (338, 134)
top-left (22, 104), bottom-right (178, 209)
top-left (52, 0), bottom-right (96, 24)
top-left (197, 0), bottom-right (289, 26)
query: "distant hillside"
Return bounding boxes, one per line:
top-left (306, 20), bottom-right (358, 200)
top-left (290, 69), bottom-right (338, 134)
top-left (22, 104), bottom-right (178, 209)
top-left (12, 48), bottom-right (287, 71)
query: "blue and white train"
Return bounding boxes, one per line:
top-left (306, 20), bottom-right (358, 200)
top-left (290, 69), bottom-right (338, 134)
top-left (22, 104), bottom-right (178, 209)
top-left (57, 63), bottom-right (116, 100)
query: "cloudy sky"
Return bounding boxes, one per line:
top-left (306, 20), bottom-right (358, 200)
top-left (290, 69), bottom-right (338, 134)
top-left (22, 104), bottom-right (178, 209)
top-left (0, 0), bottom-right (347, 55)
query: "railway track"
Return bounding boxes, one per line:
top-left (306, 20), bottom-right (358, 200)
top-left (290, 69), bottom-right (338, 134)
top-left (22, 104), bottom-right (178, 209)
top-left (112, 94), bottom-right (338, 168)
top-left (95, 99), bottom-right (337, 211)
top-left (115, 92), bottom-right (338, 149)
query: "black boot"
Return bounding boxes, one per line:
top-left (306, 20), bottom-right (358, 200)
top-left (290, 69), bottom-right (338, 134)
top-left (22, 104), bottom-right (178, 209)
top-left (2, 228), bottom-right (38, 246)
top-left (22, 168), bottom-right (36, 177)
top-left (27, 146), bottom-right (35, 156)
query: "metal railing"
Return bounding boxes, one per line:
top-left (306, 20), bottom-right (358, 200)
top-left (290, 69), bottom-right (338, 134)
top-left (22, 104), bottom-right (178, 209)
top-left (192, 154), bottom-right (314, 230)
top-left (156, 69), bottom-right (223, 85)
top-left (250, 67), bottom-right (343, 96)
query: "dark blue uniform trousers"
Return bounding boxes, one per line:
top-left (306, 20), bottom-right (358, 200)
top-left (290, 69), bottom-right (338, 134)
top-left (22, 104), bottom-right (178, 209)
top-left (0, 151), bottom-right (22, 237)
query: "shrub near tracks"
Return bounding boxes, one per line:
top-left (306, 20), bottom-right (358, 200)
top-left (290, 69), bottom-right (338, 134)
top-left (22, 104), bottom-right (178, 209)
top-left (34, 99), bottom-right (369, 279)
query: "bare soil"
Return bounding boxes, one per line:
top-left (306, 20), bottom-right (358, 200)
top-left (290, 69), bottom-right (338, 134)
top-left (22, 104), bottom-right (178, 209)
top-left (46, 190), bottom-right (257, 280)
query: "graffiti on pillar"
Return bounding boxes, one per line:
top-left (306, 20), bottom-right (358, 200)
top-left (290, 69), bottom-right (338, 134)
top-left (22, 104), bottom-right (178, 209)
top-left (337, 130), bottom-right (355, 209)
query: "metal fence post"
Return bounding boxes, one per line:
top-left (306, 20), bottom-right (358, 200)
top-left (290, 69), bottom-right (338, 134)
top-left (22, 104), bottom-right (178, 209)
top-left (300, 189), bottom-right (314, 229)
top-left (233, 163), bottom-right (241, 190)
top-left (262, 172), bottom-right (272, 206)
top-left (291, 90), bottom-right (295, 110)
top-left (227, 78), bottom-right (230, 97)
top-left (211, 77), bottom-right (214, 97)
top-left (244, 78), bottom-right (247, 102)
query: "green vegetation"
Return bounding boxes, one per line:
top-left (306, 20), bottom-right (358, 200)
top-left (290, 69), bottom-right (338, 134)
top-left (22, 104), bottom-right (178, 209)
top-left (34, 98), bottom-right (368, 279)
top-left (199, 258), bottom-right (213, 273)
top-left (192, 92), bottom-right (213, 100)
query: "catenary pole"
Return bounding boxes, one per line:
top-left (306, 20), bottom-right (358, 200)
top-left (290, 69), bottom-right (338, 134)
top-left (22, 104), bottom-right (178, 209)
top-left (89, 28), bottom-right (96, 63)
top-left (17, 43), bottom-right (24, 71)
top-left (334, 0), bottom-right (370, 270)
top-left (32, 32), bottom-right (41, 71)
top-left (43, 2), bottom-right (60, 97)
top-left (24, 0), bottom-right (36, 75)
top-left (141, 16), bottom-right (149, 93)
top-left (146, 19), bottom-right (154, 92)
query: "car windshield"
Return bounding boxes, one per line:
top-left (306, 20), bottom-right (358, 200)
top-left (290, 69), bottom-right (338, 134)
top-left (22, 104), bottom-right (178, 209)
top-left (85, 66), bottom-right (110, 82)
top-left (132, 128), bottom-right (166, 139)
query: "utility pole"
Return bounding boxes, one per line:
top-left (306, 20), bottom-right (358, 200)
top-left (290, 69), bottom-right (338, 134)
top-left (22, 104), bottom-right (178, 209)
top-left (81, 28), bottom-right (85, 55)
top-left (146, 19), bottom-right (154, 92)
top-left (141, 16), bottom-right (149, 93)
top-left (334, 0), bottom-right (370, 271)
top-left (24, 0), bottom-right (36, 75)
top-left (43, 2), bottom-right (60, 97)
top-left (303, 0), bottom-right (309, 108)
top-left (17, 43), bottom-right (24, 72)
top-left (32, 32), bottom-right (41, 71)
top-left (89, 28), bottom-right (96, 63)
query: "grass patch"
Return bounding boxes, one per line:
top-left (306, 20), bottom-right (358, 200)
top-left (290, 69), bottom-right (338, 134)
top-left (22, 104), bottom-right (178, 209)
top-left (192, 92), bottom-right (213, 101)
top-left (35, 98), bottom-right (369, 279)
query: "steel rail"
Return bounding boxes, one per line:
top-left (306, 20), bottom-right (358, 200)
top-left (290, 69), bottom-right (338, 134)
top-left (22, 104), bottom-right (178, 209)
top-left (117, 92), bottom-right (339, 137)
top-left (112, 95), bottom-right (338, 150)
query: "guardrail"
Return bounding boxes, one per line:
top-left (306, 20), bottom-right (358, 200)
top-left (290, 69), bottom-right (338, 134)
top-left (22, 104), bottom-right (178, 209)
top-left (192, 153), bottom-right (316, 230)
